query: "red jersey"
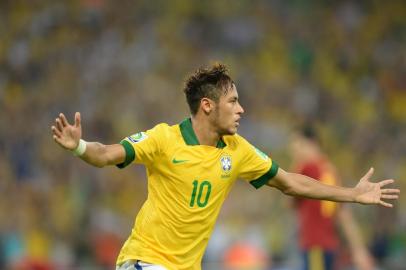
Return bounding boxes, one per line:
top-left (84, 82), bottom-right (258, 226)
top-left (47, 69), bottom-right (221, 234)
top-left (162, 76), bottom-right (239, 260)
top-left (295, 159), bottom-right (339, 251)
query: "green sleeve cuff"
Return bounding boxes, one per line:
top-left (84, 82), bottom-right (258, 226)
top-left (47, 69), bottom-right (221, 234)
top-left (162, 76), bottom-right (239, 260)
top-left (116, 140), bottom-right (135, 169)
top-left (249, 161), bottom-right (279, 189)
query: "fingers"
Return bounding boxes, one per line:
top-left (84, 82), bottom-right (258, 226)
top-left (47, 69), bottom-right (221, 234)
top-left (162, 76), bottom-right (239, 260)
top-left (75, 112), bottom-right (81, 128)
top-left (54, 112), bottom-right (78, 131)
top-left (379, 200), bottom-right (393, 208)
top-left (381, 194), bottom-right (399, 200)
top-left (59, 113), bottom-right (69, 127)
top-left (381, 188), bottom-right (400, 200)
top-left (361, 167), bottom-right (374, 181)
top-left (51, 125), bottom-right (61, 137)
top-left (379, 182), bottom-right (399, 205)
top-left (378, 179), bottom-right (395, 187)
top-left (53, 134), bottom-right (62, 145)
top-left (55, 118), bottom-right (63, 131)
top-left (381, 188), bottom-right (400, 194)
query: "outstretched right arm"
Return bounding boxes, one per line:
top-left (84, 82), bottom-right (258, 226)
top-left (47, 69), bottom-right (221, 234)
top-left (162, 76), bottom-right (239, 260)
top-left (51, 112), bottom-right (125, 168)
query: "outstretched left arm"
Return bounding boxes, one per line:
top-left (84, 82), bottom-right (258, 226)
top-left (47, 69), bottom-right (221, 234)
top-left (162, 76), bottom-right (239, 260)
top-left (267, 167), bottom-right (400, 207)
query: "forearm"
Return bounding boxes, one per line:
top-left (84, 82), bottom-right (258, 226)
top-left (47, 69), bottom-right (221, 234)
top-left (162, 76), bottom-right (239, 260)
top-left (76, 141), bottom-right (125, 168)
top-left (52, 112), bottom-right (126, 168)
top-left (271, 171), bottom-right (356, 202)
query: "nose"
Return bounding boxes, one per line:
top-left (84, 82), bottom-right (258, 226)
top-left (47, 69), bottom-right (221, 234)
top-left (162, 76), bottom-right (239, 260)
top-left (238, 102), bottom-right (244, 114)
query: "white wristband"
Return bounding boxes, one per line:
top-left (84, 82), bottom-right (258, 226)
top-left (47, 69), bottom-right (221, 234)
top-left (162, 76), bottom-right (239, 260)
top-left (72, 139), bottom-right (87, 156)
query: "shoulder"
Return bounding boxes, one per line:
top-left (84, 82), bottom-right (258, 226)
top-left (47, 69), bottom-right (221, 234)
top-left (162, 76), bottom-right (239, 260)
top-left (137, 123), bottom-right (171, 144)
top-left (146, 122), bottom-right (172, 135)
top-left (151, 122), bottom-right (170, 130)
top-left (148, 122), bottom-right (183, 141)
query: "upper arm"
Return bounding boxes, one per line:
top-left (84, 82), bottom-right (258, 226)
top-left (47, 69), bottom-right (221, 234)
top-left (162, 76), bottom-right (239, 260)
top-left (116, 123), bottom-right (168, 169)
top-left (266, 167), bottom-right (291, 191)
top-left (81, 142), bottom-right (126, 168)
top-left (267, 168), bottom-right (308, 196)
top-left (236, 137), bottom-right (279, 189)
top-left (105, 143), bottom-right (127, 166)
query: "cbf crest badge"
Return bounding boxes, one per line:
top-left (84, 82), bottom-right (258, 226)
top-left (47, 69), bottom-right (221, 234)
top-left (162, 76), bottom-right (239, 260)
top-left (220, 154), bottom-right (232, 178)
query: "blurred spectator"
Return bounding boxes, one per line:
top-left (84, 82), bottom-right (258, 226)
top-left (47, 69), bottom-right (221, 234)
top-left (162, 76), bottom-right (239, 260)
top-left (289, 124), bottom-right (374, 270)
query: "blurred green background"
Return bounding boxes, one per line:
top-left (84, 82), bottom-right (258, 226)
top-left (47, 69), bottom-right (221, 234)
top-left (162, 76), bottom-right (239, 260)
top-left (0, 0), bottom-right (405, 269)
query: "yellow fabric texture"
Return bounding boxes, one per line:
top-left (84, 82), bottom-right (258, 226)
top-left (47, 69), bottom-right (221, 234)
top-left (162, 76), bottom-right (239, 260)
top-left (116, 122), bottom-right (277, 270)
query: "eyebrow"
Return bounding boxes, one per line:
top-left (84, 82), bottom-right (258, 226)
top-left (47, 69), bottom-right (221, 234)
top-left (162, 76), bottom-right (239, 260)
top-left (228, 96), bottom-right (238, 101)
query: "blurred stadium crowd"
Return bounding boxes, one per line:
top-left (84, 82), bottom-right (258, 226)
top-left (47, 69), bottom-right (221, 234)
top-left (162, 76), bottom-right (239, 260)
top-left (0, 0), bottom-right (405, 269)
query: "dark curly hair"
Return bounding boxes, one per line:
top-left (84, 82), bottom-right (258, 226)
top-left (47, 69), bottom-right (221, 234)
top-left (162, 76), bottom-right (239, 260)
top-left (183, 63), bottom-right (234, 115)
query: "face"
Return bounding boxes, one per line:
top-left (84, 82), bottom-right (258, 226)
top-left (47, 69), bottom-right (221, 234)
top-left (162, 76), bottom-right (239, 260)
top-left (288, 133), bottom-right (318, 162)
top-left (211, 83), bottom-right (244, 135)
top-left (288, 134), bottom-right (306, 161)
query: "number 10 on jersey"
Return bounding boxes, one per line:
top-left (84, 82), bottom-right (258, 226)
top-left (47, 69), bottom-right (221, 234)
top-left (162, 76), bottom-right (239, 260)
top-left (190, 180), bottom-right (212, 207)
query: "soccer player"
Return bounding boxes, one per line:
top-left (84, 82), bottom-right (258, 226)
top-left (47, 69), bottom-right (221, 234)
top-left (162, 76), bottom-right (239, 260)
top-left (51, 63), bottom-right (399, 270)
top-left (289, 125), bottom-right (375, 270)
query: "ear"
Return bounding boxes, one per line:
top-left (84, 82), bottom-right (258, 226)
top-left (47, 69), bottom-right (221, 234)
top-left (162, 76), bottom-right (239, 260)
top-left (201, 98), bottom-right (214, 115)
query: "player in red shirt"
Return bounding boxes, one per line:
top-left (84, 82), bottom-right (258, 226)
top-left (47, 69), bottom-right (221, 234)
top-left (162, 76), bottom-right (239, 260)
top-left (289, 125), bottom-right (375, 270)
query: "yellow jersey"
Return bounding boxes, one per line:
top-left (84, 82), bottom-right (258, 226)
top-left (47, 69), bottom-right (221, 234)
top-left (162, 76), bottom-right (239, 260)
top-left (116, 118), bottom-right (279, 270)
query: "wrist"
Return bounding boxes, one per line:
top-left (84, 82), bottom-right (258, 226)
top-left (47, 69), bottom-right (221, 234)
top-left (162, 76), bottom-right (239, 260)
top-left (352, 187), bottom-right (360, 203)
top-left (72, 139), bottom-right (87, 156)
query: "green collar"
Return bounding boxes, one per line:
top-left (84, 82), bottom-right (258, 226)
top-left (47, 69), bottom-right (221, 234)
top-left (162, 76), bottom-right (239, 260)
top-left (179, 118), bottom-right (226, 148)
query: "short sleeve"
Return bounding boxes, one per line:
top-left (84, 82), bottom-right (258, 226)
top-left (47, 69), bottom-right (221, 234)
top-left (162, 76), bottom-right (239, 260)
top-left (237, 138), bottom-right (279, 189)
top-left (116, 123), bottom-right (168, 168)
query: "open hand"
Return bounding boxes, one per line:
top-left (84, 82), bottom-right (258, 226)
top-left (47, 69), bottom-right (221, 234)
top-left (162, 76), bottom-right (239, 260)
top-left (51, 112), bottom-right (82, 150)
top-left (354, 168), bottom-right (400, 207)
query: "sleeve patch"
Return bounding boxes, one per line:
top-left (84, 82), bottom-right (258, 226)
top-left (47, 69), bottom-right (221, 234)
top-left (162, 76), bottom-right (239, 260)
top-left (254, 147), bottom-right (270, 161)
top-left (128, 132), bottom-right (148, 143)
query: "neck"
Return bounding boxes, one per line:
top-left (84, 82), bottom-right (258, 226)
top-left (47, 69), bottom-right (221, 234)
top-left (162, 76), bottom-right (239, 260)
top-left (190, 115), bottom-right (221, 147)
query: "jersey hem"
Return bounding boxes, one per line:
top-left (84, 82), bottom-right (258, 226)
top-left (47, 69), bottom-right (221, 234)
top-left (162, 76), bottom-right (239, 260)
top-left (117, 256), bottom-right (173, 270)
